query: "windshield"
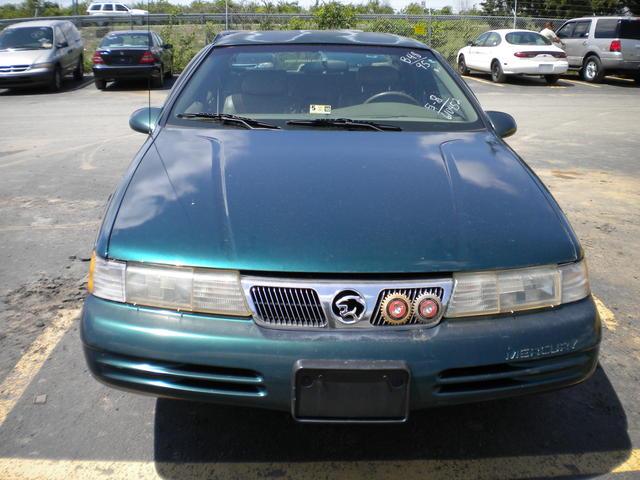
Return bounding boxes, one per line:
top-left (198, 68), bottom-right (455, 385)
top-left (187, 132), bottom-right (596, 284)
top-left (0, 27), bottom-right (53, 51)
top-left (100, 32), bottom-right (150, 48)
top-left (170, 44), bottom-right (481, 132)
top-left (506, 32), bottom-right (551, 46)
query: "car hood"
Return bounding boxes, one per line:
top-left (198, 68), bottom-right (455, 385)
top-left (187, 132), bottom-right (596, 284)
top-left (0, 49), bottom-right (50, 66)
top-left (107, 127), bottom-right (579, 273)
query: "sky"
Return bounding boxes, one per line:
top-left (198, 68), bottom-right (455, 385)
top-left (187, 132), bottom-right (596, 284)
top-left (0, 0), bottom-right (473, 12)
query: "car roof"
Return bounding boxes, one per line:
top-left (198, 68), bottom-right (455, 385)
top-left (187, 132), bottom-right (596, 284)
top-left (488, 29), bottom-right (540, 34)
top-left (565, 16), bottom-right (638, 20)
top-left (105, 30), bottom-right (152, 35)
top-left (213, 30), bottom-right (428, 49)
top-left (6, 19), bottom-right (72, 29)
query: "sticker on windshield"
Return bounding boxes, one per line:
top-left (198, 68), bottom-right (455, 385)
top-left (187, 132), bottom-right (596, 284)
top-left (424, 95), bottom-right (462, 120)
top-left (400, 51), bottom-right (438, 71)
top-left (310, 104), bottom-right (332, 115)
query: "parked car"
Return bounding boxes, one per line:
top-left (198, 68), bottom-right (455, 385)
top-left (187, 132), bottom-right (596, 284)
top-left (82, 30), bottom-right (599, 423)
top-left (86, 2), bottom-right (148, 21)
top-left (457, 29), bottom-right (568, 83)
top-left (91, 30), bottom-right (173, 89)
top-left (556, 16), bottom-right (640, 83)
top-left (0, 20), bottom-right (83, 91)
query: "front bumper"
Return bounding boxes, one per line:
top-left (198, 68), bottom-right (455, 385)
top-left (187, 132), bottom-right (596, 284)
top-left (92, 64), bottom-right (160, 80)
top-left (81, 294), bottom-right (600, 415)
top-left (0, 67), bottom-right (53, 88)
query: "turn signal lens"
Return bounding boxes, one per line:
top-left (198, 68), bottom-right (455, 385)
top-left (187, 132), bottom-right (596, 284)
top-left (447, 261), bottom-right (589, 318)
top-left (88, 254), bottom-right (250, 316)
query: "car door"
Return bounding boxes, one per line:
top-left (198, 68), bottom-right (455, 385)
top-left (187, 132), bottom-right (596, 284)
top-left (478, 32), bottom-right (501, 71)
top-left (53, 25), bottom-right (74, 73)
top-left (115, 4), bottom-right (129, 15)
top-left (571, 20), bottom-right (593, 65)
top-left (556, 22), bottom-right (577, 65)
top-left (466, 32), bottom-right (490, 70)
top-left (155, 33), bottom-right (172, 71)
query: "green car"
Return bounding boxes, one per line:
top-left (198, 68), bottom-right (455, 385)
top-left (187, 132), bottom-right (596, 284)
top-left (82, 30), bottom-right (600, 422)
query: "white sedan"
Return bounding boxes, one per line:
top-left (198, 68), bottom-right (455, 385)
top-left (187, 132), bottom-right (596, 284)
top-left (457, 29), bottom-right (568, 84)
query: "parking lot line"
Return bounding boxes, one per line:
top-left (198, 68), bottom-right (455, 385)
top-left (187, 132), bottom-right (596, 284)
top-left (594, 295), bottom-right (618, 331)
top-left (462, 75), bottom-right (505, 87)
top-left (563, 79), bottom-right (602, 88)
top-left (0, 449), bottom-right (639, 479)
top-left (0, 308), bottom-right (79, 427)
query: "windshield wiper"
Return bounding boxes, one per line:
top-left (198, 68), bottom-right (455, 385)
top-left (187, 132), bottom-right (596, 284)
top-left (176, 112), bottom-right (280, 130)
top-left (286, 118), bottom-right (401, 132)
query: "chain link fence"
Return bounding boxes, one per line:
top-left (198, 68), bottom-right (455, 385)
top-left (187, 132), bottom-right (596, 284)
top-left (1, 13), bottom-right (567, 71)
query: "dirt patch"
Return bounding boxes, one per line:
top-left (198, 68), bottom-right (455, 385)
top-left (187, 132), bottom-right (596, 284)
top-left (0, 275), bottom-right (86, 383)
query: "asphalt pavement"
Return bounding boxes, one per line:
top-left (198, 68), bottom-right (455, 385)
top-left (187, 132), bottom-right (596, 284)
top-left (0, 74), bottom-right (639, 479)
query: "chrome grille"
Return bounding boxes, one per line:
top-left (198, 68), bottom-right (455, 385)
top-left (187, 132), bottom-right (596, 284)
top-left (250, 286), bottom-right (327, 328)
top-left (0, 65), bottom-right (30, 73)
top-left (370, 287), bottom-right (444, 326)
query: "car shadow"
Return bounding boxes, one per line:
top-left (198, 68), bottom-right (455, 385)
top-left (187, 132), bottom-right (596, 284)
top-left (0, 75), bottom-right (94, 96)
top-left (100, 76), bottom-right (177, 92)
top-left (154, 365), bottom-right (631, 478)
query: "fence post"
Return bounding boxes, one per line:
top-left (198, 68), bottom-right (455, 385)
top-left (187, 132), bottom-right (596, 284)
top-left (513, 0), bottom-right (518, 28)
top-left (428, 9), bottom-right (432, 47)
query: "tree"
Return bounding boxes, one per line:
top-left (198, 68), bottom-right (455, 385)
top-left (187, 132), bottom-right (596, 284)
top-left (313, 2), bottom-right (356, 29)
top-left (354, 0), bottom-right (394, 14)
top-left (401, 2), bottom-right (425, 14)
top-left (479, 0), bottom-right (509, 15)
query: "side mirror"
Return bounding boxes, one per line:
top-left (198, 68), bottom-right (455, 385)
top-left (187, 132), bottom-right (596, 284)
top-left (129, 107), bottom-right (162, 134)
top-left (467, 41), bottom-right (475, 46)
top-left (163, 43), bottom-right (173, 49)
top-left (486, 111), bottom-right (517, 138)
top-left (57, 41), bottom-right (69, 49)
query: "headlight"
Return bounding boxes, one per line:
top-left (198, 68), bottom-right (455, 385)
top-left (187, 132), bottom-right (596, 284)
top-left (446, 261), bottom-right (589, 318)
top-left (88, 252), bottom-right (250, 316)
top-left (31, 62), bottom-right (54, 70)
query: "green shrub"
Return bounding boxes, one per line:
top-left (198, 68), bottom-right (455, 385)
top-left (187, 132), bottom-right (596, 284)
top-left (313, 2), bottom-right (357, 30)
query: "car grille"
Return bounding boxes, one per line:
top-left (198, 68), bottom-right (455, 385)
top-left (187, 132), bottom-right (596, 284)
top-left (370, 287), bottom-right (444, 326)
top-left (0, 65), bottom-right (30, 73)
top-left (250, 286), bottom-right (327, 328)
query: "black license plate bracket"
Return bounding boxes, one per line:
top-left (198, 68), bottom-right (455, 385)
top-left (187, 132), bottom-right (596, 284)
top-left (292, 360), bottom-right (410, 423)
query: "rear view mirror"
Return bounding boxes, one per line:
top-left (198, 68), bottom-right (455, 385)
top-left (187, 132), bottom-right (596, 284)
top-left (467, 41), bottom-right (475, 46)
top-left (486, 111), bottom-right (517, 138)
top-left (129, 107), bottom-right (162, 134)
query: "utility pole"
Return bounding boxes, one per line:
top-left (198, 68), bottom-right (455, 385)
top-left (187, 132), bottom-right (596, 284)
top-left (225, 0), bottom-right (229, 29)
top-left (513, 0), bottom-right (517, 28)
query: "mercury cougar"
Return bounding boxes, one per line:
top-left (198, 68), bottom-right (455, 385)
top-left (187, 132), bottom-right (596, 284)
top-left (81, 30), bottom-right (600, 422)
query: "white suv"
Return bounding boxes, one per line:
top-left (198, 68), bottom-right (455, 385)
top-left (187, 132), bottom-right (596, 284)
top-left (86, 3), bottom-right (148, 17)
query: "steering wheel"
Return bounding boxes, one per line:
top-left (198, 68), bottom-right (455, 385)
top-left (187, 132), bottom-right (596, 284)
top-left (364, 91), bottom-right (420, 105)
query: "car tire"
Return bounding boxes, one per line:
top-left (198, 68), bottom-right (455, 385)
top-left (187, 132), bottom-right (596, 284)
top-left (153, 65), bottom-right (165, 89)
top-left (633, 73), bottom-right (640, 86)
top-left (491, 60), bottom-right (506, 83)
top-left (94, 79), bottom-right (107, 90)
top-left (458, 55), bottom-right (470, 75)
top-left (544, 75), bottom-right (559, 84)
top-left (49, 66), bottom-right (63, 92)
top-left (73, 56), bottom-right (84, 81)
top-left (581, 56), bottom-right (604, 83)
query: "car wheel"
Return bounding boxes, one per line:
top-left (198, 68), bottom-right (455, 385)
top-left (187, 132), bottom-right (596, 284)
top-left (581, 56), bottom-right (604, 83)
top-left (94, 79), bottom-right (107, 90)
top-left (633, 73), bottom-right (640, 86)
top-left (73, 56), bottom-right (84, 81)
top-left (544, 74), bottom-right (559, 84)
top-left (49, 66), bottom-right (62, 92)
top-left (458, 55), bottom-right (470, 75)
top-left (491, 60), bottom-right (506, 83)
top-left (153, 66), bottom-right (165, 88)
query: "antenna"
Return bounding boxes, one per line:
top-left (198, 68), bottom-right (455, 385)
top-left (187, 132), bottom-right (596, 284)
top-left (147, 0), bottom-right (151, 135)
